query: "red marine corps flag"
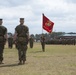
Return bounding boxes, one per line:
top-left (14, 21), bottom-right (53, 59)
top-left (42, 14), bottom-right (54, 33)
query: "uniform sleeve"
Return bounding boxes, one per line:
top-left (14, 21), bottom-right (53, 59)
top-left (13, 27), bottom-right (18, 41)
top-left (26, 27), bottom-right (29, 39)
top-left (4, 28), bottom-right (7, 34)
top-left (4, 27), bottom-right (7, 40)
top-left (15, 27), bottom-right (17, 32)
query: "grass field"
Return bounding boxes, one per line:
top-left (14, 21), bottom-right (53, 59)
top-left (0, 43), bottom-right (76, 75)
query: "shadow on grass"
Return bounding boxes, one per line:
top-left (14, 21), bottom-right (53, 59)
top-left (29, 50), bottom-right (43, 53)
top-left (0, 63), bottom-right (19, 67)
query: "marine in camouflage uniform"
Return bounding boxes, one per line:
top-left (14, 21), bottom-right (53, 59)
top-left (0, 19), bottom-right (7, 64)
top-left (14, 18), bottom-right (29, 65)
top-left (8, 33), bottom-right (13, 49)
top-left (29, 36), bottom-right (34, 48)
top-left (40, 35), bottom-right (45, 52)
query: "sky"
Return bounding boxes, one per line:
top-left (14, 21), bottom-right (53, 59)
top-left (0, 0), bottom-right (76, 35)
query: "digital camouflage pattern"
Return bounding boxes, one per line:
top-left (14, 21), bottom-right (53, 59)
top-left (40, 35), bottom-right (45, 52)
top-left (29, 37), bottom-right (34, 48)
top-left (0, 25), bottom-right (7, 64)
top-left (15, 24), bottom-right (29, 64)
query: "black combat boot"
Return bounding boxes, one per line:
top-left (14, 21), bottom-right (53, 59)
top-left (0, 61), bottom-right (1, 64)
top-left (23, 60), bottom-right (25, 64)
top-left (18, 60), bottom-right (22, 65)
top-left (0, 61), bottom-right (4, 64)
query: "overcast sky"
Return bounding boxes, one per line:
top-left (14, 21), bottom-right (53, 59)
top-left (0, 0), bottom-right (76, 35)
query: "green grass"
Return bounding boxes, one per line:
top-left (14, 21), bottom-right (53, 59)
top-left (0, 43), bottom-right (76, 75)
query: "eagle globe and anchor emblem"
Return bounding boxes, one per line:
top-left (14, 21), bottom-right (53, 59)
top-left (45, 20), bottom-right (52, 26)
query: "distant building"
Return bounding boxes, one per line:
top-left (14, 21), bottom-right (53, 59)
top-left (58, 33), bottom-right (76, 39)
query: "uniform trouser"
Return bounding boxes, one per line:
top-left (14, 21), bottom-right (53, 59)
top-left (41, 42), bottom-right (45, 51)
top-left (18, 45), bottom-right (27, 62)
top-left (0, 44), bottom-right (4, 62)
top-left (30, 42), bottom-right (33, 48)
top-left (8, 41), bottom-right (13, 48)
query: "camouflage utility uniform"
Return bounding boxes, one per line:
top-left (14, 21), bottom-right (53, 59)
top-left (40, 36), bottom-right (45, 52)
top-left (29, 37), bottom-right (34, 48)
top-left (8, 35), bottom-right (13, 49)
top-left (15, 18), bottom-right (29, 65)
top-left (0, 19), bottom-right (7, 64)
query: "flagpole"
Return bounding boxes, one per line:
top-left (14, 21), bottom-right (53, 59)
top-left (42, 27), bottom-right (43, 34)
top-left (42, 13), bottom-right (43, 34)
top-left (42, 13), bottom-right (44, 34)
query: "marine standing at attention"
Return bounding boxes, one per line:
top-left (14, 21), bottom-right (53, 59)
top-left (14, 18), bottom-right (29, 65)
top-left (0, 19), bottom-right (7, 64)
top-left (40, 35), bottom-right (46, 52)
